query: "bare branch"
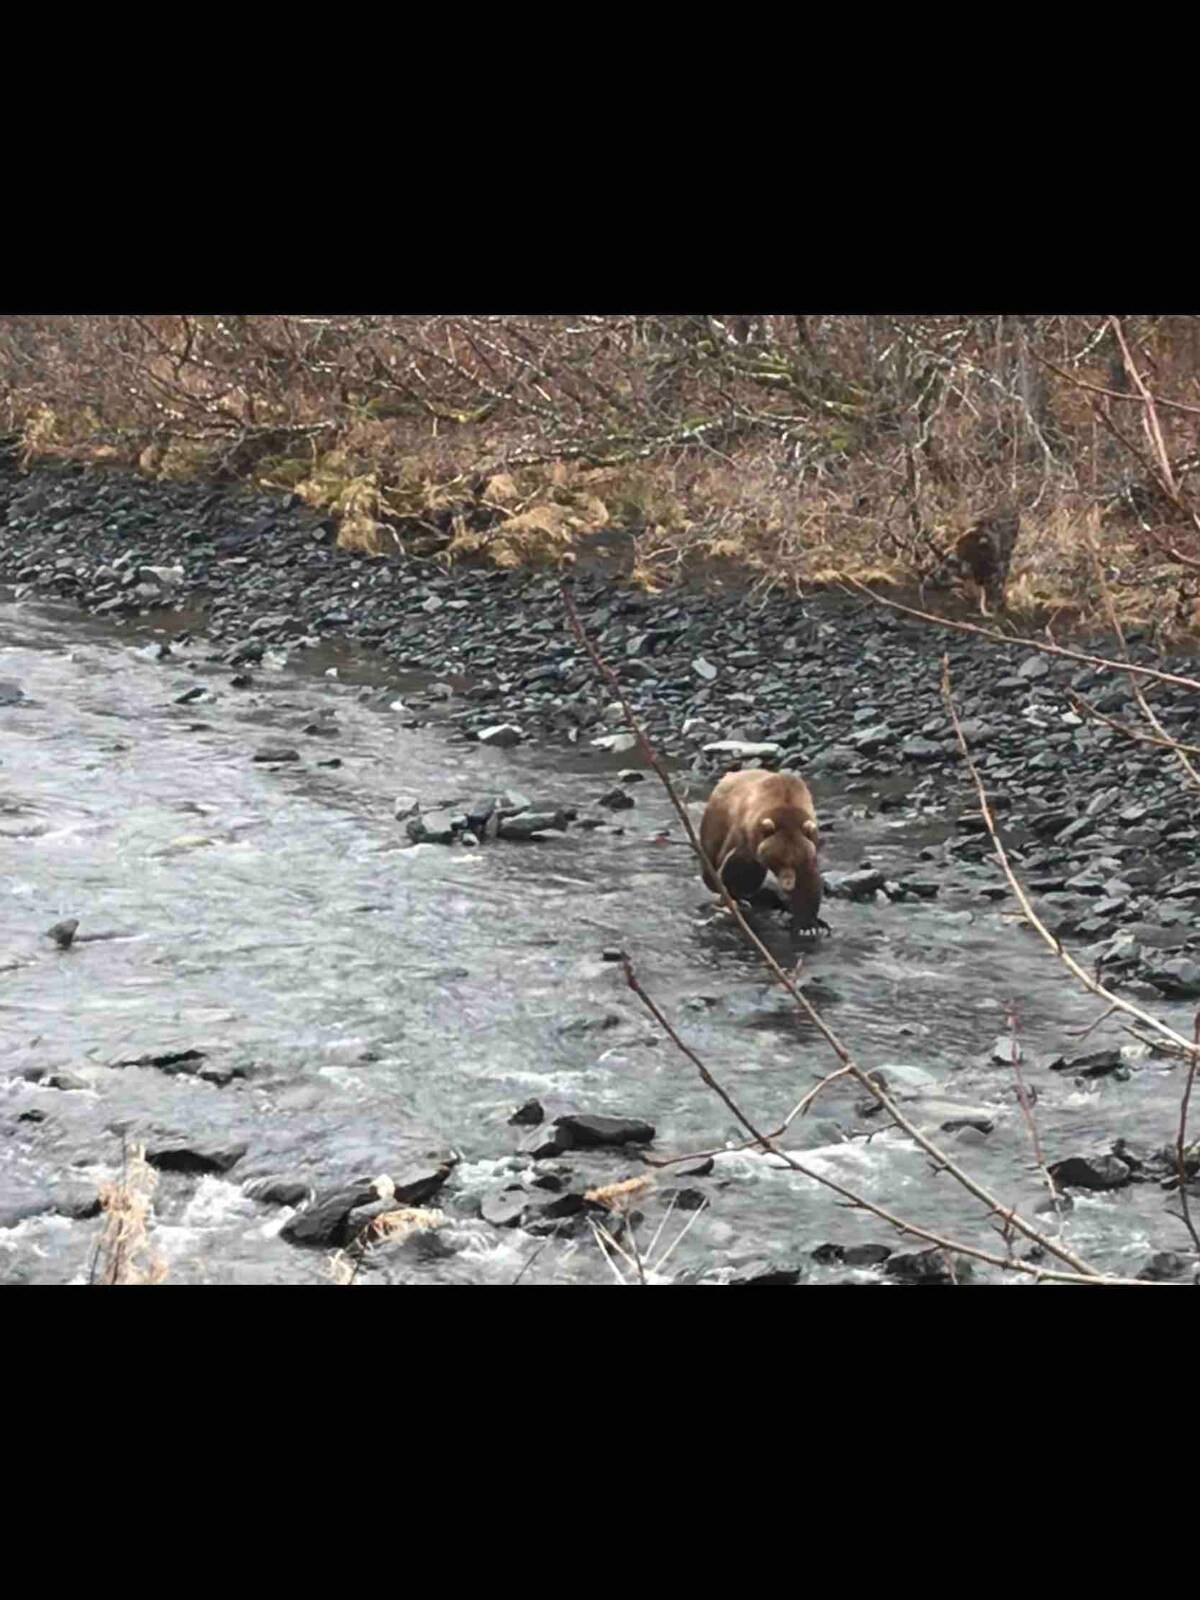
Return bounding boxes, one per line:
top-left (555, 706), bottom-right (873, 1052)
top-left (846, 579), bottom-right (1200, 693)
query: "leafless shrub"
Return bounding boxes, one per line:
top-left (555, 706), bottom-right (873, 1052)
top-left (4, 315), bottom-right (1198, 624)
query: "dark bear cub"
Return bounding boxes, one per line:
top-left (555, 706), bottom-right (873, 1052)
top-left (699, 770), bottom-right (824, 935)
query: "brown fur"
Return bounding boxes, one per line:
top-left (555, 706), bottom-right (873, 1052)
top-left (699, 769), bottom-right (822, 931)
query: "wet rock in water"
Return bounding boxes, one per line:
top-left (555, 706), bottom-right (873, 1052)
top-left (834, 868), bottom-right (887, 901)
top-left (732, 1266), bottom-right (802, 1285)
top-left (522, 1124), bottom-right (571, 1158)
top-left (560, 1011), bottom-right (624, 1036)
top-left (243, 1175), bottom-right (314, 1208)
top-left (885, 1250), bottom-right (972, 1284)
top-left (1033, 1191), bottom-right (1074, 1216)
top-left (497, 810), bottom-right (570, 840)
top-left (466, 797), bottom-right (496, 835)
top-left (812, 1243), bottom-right (848, 1265)
top-left (942, 1117), bottom-right (994, 1138)
top-left (113, 1047), bottom-right (207, 1073)
top-left (146, 1139), bottom-right (248, 1175)
top-left (478, 723), bottom-right (524, 748)
top-left (173, 685), bottom-right (206, 704)
top-left (897, 874), bottom-right (940, 899)
top-left (659, 1185), bottom-right (708, 1212)
top-left (869, 1062), bottom-right (939, 1094)
top-left (495, 789), bottom-right (532, 818)
top-left (617, 769), bottom-right (645, 785)
top-left (230, 672), bottom-right (254, 689)
top-left (17, 1108), bottom-right (47, 1123)
top-left (596, 785), bottom-right (635, 810)
top-left (227, 639), bottom-right (266, 666)
top-left (280, 1181), bottom-right (380, 1245)
top-left (553, 1113), bottom-right (655, 1150)
top-left (692, 657), bottom-right (718, 682)
top-left (1046, 1153), bottom-right (1132, 1191)
top-left (1144, 957), bottom-right (1200, 998)
top-left (281, 1158), bottom-right (453, 1247)
top-left (393, 793), bottom-right (421, 820)
top-left (480, 1188), bottom-right (529, 1229)
top-left (44, 1070), bottom-right (88, 1091)
top-left (0, 680), bottom-right (26, 705)
top-left (844, 1243), bottom-right (893, 1267)
top-left (196, 1059), bottom-right (249, 1087)
top-left (1047, 1047), bottom-right (1124, 1078)
top-left (406, 809), bottom-right (461, 845)
top-left (46, 918), bottom-right (79, 950)
top-left (813, 1242), bottom-right (893, 1268)
top-left (509, 1098), bottom-right (545, 1126)
top-left (482, 1183), bottom-right (586, 1232)
top-left (591, 732), bottom-right (638, 753)
top-left (1137, 1251), bottom-right (1192, 1281)
top-left (253, 743), bottom-right (300, 763)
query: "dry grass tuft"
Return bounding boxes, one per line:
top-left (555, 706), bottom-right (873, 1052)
top-left (583, 1175), bottom-right (653, 1210)
top-left (91, 1141), bottom-right (167, 1286)
top-left (324, 1203), bottom-right (446, 1285)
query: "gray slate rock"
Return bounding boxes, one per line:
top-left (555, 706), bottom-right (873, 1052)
top-left (1146, 957), bottom-right (1200, 998)
top-left (406, 809), bottom-right (464, 844)
top-left (146, 1140), bottom-right (248, 1175)
top-left (1046, 1154), bottom-right (1132, 1191)
top-left (478, 724), bottom-right (524, 747)
top-left (498, 811), bottom-right (570, 840)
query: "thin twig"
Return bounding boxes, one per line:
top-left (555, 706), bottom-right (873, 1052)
top-left (623, 952), bottom-right (1150, 1285)
top-left (1030, 346), bottom-right (1200, 417)
top-left (1176, 1014), bottom-right (1200, 1252)
top-left (941, 656), bottom-right (1200, 1062)
top-left (844, 577), bottom-right (1200, 693)
top-left (563, 582), bottom-right (1113, 1280)
top-left (1067, 691), bottom-right (1200, 759)
top-left (1007, 1001), bottom-right (1064, 1226)
top-left (1083, 526), bottom-right (1200, 792)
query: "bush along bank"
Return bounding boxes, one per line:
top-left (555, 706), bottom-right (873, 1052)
top-left (6, 461), bottom-right (1200, 1009)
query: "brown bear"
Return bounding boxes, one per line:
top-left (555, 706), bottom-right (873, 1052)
top-left (698, 769), bottom-right (824, 934)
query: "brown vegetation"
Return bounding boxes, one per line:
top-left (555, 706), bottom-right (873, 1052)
top-left (3, 315), bottom-right (1200, 632)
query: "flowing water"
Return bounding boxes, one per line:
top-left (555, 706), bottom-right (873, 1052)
top-left (1, 598), bottom-right (1193, 1284)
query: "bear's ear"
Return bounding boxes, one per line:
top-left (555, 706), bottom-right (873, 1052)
top-left (759, 816), bottom-right (776, 835)
top-left (802, 820), bottom-right (819, 843)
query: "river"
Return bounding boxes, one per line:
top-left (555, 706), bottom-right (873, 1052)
top-left (1, 598), bottom-right (1193, 1284)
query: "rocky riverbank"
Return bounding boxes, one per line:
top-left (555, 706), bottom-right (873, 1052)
top-left (6, 461), bottom-right (1200, 1005)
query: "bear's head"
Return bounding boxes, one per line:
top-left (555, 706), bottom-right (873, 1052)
top-left (755, 814), bottom-right (821, 928)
